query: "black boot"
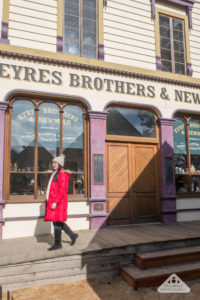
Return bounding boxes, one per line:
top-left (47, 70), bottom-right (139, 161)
top-left (62, 223), bottom-right (78, 246)
top-left (48, 229), bottom-right (62, 251)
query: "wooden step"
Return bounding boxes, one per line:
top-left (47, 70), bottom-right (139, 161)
top-left (0, 253), bottom-right (133, 292)
top-left (135, 245), bottom-right (200, 269)
top-left (120, 261), bottom-right (200, 290)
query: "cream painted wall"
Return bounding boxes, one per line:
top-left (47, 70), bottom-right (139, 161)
top-left (8, 0), bottom-right (57, 52)
top-left (3, 202), bottom-right (90, 238)
top-left (3, 217), bottom-right (89, 239)
top-left (104, 0), bottom-right (156, 70)
top-left (190, 1), bottom-right (200, 79)
top-left (176, 198), bottom-right (200, 222)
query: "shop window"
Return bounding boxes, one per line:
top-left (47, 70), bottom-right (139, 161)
top-left (174, 117), bottom-right (200, 194)
top-left (64, 0), bottom-right (98, 59)
top-left (8, 100), bottom-right (85, 200)
top-left (159, 14), bottom-right (186, 74)
top-left (106, 107), bottom-right (157, 138)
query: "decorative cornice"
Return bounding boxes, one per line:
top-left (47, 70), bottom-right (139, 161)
top-left (158, 118), bottom-right (176, 126)
top-left (89, 197), bottom-right (109, 202)
top-left (1, 49), bottom-right (200, 88)
top-left (151, 0), bottom-right (194, 28)
top-left (0, 102), bottom-right (9, 111)
top-left (88, 111), bottom-right (108, 120)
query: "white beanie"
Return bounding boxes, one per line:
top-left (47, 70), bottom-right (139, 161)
top-left (52, 154), bottom-right (65, 167)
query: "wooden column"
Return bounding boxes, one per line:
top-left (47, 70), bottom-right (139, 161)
top-left (158, 118), bottom-right (176, 224)
top-left (88, 111), bottom-right (108, 229)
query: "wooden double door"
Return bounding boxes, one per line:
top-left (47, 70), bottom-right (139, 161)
top-left (107, 142), bottom-right (160, 225)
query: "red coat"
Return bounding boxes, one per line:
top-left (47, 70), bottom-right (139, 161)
top-left (44, 169), bottom-right (70, 222)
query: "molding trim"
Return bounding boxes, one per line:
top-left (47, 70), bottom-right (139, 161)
top-left (98, 44), bottom-right (104, 60)
top-left (88, 111), bottom-right (107, 120)
top-left (156, 56), bottom-right (162, 71)
top-left (0, 102), bottom-right (8, 111)
top-left (1, 49), bottom-right (200, 88)
top-left (1, 22), bottom-right (8, 40)
top-left (158, 118), bottom-right (176, 126)
top-left (57, 36), bottom-right (63, 53)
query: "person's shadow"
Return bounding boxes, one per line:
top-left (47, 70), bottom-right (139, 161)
top-left (35, 203), bottom-right (52, 245)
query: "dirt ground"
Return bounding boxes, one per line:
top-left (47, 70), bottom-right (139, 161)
top-left (2, 276), bottom-right (200, 300)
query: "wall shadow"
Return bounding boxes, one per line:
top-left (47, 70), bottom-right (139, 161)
top-left (35, 203), bottom-right (52, 245)
top-left (81, 142), bottom-right (175, 298)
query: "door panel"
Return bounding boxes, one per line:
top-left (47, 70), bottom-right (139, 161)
top-left (107, 142), bottom-right (160, 225)
top-left (107, 144), bottom-right (131, 225)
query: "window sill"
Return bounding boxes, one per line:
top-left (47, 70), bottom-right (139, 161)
top-left (5, 194), bottom-right (88, 203)
top-left (176, 193), bottom-right (200, 199)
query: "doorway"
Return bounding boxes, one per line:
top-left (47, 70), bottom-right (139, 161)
top-left (107, 142), bottom-right (160, 225)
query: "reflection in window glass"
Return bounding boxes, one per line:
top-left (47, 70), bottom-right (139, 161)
top-left (10, 101), bottom-right (35, 194)
top-left (107, 107), bottom-right (156, 138)
top-left (173, 118), bottom-right (188, 192)
top-left (64, 0), bottom-right (97, 58)
top-left (159, 14), bottom-right (185, 75)
top-left (189, 119), bottom-right (200, 192)
top-left (63, 106), bottom-right (84, 194)
top-left (38, 103), bottom-right (60, 171)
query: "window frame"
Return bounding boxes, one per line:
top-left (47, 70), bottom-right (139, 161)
top-left (4, 96), bottom-right (89, 203)
top-left (155, 8), bottom-right (191, 75)
top-left (63, 0), bottom-right (99, 59)
top-left (174, 114), bottom-right (200, 196)
top-left (105, 105), bottom-right (159, 144)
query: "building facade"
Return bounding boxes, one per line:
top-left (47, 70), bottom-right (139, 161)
top-left (0, 0), bottom-right (200, 239)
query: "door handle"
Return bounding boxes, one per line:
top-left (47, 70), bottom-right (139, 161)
top-left (132, 187), bottom-right (137, 191)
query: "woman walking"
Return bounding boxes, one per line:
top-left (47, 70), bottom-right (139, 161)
top-left (44, 154), bottom-right (78, 251)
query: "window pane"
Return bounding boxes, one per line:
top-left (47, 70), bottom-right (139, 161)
top-left (83, 31), bottom-right (96, 45)
top-left (162, 60), bottom-right (172, 72)
top-left (173, 118), bottom-right (188, 193)
top-left (10, 174), bottom-right (34, 195)
top-left (83, 45), bottom-right (96, 58)
top-left (161, 49), bottom-right (171, 60)
top-left (83, 19), bottom-right (96, 33)
top-left (174, 51), bottom-right (184, 63)
top-left (83, 0), bottom-right (96, 9)
top-left (160, 26), bottom-right (170, 38)
top-left (38, 103), bottom-right (60, 171)
top-left (175, 63), bottom-right (185, 74)
top-left (83, 7), bottom-right (96, 20)
top-left (64, 28), bottom-right (79, 42)
top-left (65, 3), bottom-right (79, 16)
top-left (159, 15), bottom-right (170, 27)
top-left (64, 41), bottom-right (80, 55)
top-left (173, 19), bottom-right (183, 31)
top-left (174, 41), bottom-right (184, 52)
top-left (10, 100), bottom-right (35, 195)
top-left (64, 15), bottom-right (79, 28)
top-left (63, 106), bottom-right (84, 195)
top-left (160, 38), bottom-right (171, 49)
top-left (189, 119), bottom-right (200, 192)
top-left (11, 101), bottom-right (35, 172)
top-left (173, 30), bottom-right (183, 41)
top-left (107, 107), bottom-right (156, 138)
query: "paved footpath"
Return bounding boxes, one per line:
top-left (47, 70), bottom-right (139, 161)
top-left (1, 221), bottom-right (200, 266)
